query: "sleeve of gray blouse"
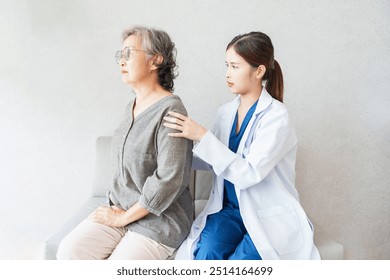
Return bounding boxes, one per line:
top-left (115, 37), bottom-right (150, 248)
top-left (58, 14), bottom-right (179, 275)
top-left (138, 106), bottom-right (193, 216)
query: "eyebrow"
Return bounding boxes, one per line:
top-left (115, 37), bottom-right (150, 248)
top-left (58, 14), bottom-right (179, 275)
top-left (226, 61), bottom-right (241, 65)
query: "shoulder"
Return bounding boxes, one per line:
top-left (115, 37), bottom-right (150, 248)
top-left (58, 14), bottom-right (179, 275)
top-left (161, 95), bottom-right (187, 114)
top-left (268, 99), bottom-right (290, 118)
top-left (260, 99), bottom-right (295, 135)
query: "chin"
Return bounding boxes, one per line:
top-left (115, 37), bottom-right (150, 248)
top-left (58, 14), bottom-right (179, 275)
top-left (229, 88), bottom-right (240, 95)
top-left (121, 77), bottom-right (131, 85)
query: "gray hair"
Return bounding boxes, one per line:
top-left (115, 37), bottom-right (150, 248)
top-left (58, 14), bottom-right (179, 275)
top-left (122, 25), bottom-right (178, 92)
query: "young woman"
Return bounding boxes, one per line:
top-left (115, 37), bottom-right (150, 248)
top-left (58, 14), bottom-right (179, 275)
top-left (164, 31), bottom-right (320, 260)
top-left (56, 26), bottom-right (194, 260)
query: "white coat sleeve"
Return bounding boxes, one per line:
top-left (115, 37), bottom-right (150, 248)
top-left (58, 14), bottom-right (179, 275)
top-left (191, 108), bottom-right (223, 171)
top-left (193, 108), bottom-right (297, 189)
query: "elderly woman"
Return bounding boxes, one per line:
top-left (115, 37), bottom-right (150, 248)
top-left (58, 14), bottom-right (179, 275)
top-left (56, 26), bottom-right (194, 260)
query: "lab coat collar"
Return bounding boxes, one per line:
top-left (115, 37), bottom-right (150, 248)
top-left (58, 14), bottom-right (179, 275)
top-left (234, 87), bottom-right (274, 157)
top-left (254, 86), bottom-right (273, 115)
top-left (221, 86), bottom-right (273, 147)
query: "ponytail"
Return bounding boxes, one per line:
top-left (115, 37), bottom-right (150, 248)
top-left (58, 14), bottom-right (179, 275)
top-left (265, 59), bottom-right (284, 103)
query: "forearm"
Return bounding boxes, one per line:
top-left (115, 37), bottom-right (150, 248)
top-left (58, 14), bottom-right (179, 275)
top-left (123, 202), bottom-right (150, 225)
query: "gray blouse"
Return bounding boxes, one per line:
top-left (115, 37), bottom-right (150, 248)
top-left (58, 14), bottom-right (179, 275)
top-left (108, 95), bottom-right (194, 248)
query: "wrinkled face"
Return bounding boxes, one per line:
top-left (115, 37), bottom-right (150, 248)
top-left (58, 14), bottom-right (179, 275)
top-left (119, 35), bottom-right (152, 86)
top-left (225, 47), bottom-right (260, 95)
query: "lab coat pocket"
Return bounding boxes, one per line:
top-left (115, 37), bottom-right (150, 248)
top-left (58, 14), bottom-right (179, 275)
top-left (257, 204), bottom-right (304, 255)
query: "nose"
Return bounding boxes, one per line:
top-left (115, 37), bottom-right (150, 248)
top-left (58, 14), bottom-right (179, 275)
top-left (225, 69), bottom-right (230, 79)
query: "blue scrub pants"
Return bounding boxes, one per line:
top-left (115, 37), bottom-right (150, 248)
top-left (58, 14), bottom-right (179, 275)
top-left (194, 208), bottom-right (262, 260)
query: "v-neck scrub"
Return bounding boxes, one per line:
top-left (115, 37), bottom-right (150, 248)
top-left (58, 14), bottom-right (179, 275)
top-left (224, 100), bottom-right (258, 209)
top-left (108, 95), bottom-right (194, 248)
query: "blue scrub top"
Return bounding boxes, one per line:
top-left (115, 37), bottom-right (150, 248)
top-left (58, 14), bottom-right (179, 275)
top-left (223, 100), bottom-right (258, 209)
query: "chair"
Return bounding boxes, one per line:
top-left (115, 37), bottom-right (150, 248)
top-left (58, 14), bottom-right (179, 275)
top-left (44, 136), bottom-right (344, 259)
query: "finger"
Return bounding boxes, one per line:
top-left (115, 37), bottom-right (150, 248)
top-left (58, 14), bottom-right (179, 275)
top-left (163, 122), bottom-right (183, 131)
top-left (97, 205), bottom-right (108, 211)
top-left (167, 111), bottom-right (187, 121)
top-left (167, 132), bottom-right (186, 138)
top-left (163, 116), bottom-right (184, 126)
top-left (94, 207), bottom-right (109, 216)
top-left (92, 217), bottom-right (105, 225)
top-left (90, 214), bottom-right (100, 222)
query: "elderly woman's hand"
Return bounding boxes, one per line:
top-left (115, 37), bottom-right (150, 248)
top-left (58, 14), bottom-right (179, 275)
top-left (90, 205), bottom-right (128, 227)
top-left (163, 111), bottom-right (207, 141)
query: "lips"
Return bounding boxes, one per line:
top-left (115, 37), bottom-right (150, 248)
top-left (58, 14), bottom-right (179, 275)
top-left (227, 82), bottom-right (233, 87)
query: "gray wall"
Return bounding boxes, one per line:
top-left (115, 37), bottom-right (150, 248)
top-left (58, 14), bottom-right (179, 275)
top-left (1, 0), bottom-right (389, 259)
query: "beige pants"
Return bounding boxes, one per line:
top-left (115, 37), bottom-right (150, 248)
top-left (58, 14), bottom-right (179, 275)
top-left (56, 218), bottom-right (175, 260)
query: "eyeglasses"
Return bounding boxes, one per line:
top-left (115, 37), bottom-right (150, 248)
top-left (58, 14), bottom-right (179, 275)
top-left (115, 47), bottom-right (150, 64)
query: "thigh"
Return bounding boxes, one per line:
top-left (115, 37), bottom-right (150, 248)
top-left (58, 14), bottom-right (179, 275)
top-left (56, 218), bottom-right (125, 260)
top-left (228, 232), bottom-right (262, 260)
top-left (194, 209), bottom-right (246, 260)
top-left (109, 230), bottom-right (176, 260)
top-left (201, 210), bottom-right (246, 243)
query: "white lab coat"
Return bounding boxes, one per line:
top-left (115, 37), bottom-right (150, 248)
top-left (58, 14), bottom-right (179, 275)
top-left (175, 88), bottom-right (320, 260)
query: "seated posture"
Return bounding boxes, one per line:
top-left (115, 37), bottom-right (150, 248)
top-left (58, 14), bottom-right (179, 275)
top-left (57, 25), bottom-right (194, 260)
top-left (164, 31), bottom-right (320, 260)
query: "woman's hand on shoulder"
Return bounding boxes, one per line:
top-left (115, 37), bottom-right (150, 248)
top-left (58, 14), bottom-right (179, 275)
top-left (163, 111), bottom-right (207, 141)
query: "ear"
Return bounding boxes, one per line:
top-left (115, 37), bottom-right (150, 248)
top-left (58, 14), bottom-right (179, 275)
top-left (150, 54), bottom-right (164, 71)
top-left (255, 65), bottom-right (266, 79)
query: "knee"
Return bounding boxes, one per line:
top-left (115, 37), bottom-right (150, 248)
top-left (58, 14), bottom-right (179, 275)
top-left (194, 240), bottom-right (225, 260)
top-left (56, 236), bottom-right (76, 260)
top-left (56, 238), bottom-right (69, 260)
top-left (56, 234), bottom-right (88, 260)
